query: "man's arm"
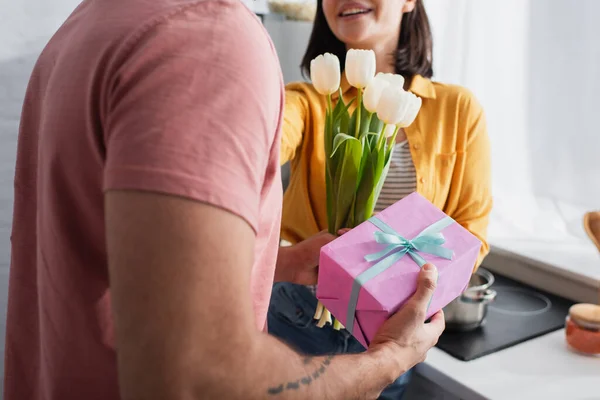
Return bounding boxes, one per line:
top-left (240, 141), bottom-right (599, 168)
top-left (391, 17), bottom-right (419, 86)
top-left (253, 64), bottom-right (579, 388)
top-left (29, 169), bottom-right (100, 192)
top-left (106, 191), bottom-right (403, 399)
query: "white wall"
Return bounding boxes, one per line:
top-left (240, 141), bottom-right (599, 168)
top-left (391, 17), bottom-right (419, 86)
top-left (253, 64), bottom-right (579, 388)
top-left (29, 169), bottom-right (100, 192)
top-left (426, 0), bottom-right (600, 213)
top-left (527, 0), bottom-right (600, 209)
top-left (425, 0), bottom-right (540, 226)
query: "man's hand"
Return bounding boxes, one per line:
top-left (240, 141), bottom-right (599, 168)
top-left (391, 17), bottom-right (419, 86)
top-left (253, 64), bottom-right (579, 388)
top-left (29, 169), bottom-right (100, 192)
top-left (369, 263), bottom-right (445, 376)
top-left (275, 229), bottom-right (350, 285)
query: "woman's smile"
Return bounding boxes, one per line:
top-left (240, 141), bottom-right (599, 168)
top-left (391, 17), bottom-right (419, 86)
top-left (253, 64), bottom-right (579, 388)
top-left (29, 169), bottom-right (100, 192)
top-left (338, 1), bottom-right (373, 21)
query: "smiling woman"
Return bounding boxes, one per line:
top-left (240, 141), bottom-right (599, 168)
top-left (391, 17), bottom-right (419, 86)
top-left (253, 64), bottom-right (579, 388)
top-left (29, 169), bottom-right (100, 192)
top-left (269, 0), bottom-right (493, 398)
top-left (302, 0), bottom-right (433, 80)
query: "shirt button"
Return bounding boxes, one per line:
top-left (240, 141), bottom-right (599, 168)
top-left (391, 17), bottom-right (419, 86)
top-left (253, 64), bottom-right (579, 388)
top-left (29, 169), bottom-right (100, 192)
top-left (420, 177), bottom-right (426, 184)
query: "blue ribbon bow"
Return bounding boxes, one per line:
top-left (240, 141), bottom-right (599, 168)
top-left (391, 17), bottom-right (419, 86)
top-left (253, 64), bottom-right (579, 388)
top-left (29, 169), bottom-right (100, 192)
top-left (345, 215), bottom-right (455, 337)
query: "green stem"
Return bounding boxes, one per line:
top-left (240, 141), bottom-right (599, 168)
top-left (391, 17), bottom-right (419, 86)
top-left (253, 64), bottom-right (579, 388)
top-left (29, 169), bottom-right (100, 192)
top-left (327, 93), bottom-right (333, 148)
top-left (377, 123), bottom-right (388, 152)
top-left (362, 111), bottom-right (373, 140)
top-left (354, 89), bottom-right (362, 138)
top-left (389, 126), bottom-right (399, 147)
top-left (385, 126), bottom-right (399, 158)
top-left (326, 93), bottom-right (335, 235)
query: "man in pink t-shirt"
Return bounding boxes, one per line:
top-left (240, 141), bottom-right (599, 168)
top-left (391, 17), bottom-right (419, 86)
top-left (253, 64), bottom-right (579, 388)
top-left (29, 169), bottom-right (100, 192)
top-left (5, 0), bottom-right (444, 399)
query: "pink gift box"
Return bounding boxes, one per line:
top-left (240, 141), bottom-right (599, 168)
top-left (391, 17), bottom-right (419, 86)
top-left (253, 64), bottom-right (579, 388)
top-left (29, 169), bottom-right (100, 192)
top-left (316, 192), bottom-right (482, 349)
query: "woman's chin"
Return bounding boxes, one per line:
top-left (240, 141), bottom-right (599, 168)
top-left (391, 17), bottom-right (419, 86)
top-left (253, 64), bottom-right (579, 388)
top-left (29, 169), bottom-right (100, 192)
top-left (337, 31), bottom-right (374, 50)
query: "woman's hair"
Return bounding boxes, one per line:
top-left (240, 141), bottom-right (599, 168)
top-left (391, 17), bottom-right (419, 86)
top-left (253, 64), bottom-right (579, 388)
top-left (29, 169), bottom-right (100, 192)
top-left (300, 0), bottom-right (434, 80)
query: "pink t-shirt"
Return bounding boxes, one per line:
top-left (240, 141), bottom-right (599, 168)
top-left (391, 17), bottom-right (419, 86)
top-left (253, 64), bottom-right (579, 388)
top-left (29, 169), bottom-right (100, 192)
top-left (5, 1), bottom-right (283, 399)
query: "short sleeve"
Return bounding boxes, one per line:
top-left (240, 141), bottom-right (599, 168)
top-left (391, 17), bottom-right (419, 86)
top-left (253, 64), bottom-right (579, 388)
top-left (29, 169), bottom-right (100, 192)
top-left (103, 2), bottom-right (283, 232)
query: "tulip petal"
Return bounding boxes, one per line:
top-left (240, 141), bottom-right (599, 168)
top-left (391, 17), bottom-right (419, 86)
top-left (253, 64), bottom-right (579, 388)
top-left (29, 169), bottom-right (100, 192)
top-left (377, 73), bottom-right (405, 88)
top-left (345, 49), bottom-right (376, 89)
top-left (399, 96), bottom-right (422, 127)
top-left (324, 53), bottom-right (341, 93)
top-left (376, 86), bottom-right (419, 125)
top-left (363, 75), bottom-right (390, 113)
top-left (311, 53), bottom-right (341, 95)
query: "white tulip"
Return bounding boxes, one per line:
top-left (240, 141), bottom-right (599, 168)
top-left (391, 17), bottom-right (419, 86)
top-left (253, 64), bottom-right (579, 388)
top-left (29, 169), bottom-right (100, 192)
top-left (377, 73), bottom-right (405, 89)
top-left (310, 53), bottom-right (341, 95)
top-left (345, 49), bottom-right (376, 89)
top-left (383, 124), bottom-right (397, 138)
top-left (376, 87), bottom-right (422, 127)
top-left (398, 95), bottom-right (422, 127)
top-left (363, 74), bottom-right (391, 113)
top-left (376, 87), bottom-right (410, 125)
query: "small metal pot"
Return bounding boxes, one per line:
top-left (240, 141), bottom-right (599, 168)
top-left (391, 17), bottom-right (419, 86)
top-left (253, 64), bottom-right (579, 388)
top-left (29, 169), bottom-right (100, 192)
top-left (443, 268), bottom-right (497, 331)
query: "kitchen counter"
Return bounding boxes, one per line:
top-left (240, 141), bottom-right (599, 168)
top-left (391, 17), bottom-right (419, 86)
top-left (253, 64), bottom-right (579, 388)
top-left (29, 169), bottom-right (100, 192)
top-left (412, 228), bottom-right (600, 400)
top-left (485, 198), bottom-right (600, 305)
top-left (417, 330), bottom-right (599, 400)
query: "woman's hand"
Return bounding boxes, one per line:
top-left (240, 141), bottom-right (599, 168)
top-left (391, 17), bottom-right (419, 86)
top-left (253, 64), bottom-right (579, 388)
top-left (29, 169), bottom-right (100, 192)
top-left (275, 229), bottom-right (350, 285)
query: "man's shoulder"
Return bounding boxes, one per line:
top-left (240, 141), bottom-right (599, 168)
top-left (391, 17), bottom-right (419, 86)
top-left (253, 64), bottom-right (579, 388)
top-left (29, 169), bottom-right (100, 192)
top-left (61, 0), bottom-right (270, 58)
top-left (126, 0), bottom-right (277, 67)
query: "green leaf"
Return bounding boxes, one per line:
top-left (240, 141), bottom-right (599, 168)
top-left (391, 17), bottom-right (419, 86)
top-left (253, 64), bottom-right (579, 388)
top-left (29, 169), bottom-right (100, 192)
top-left (353, 150), bottom-right (376, 224)
top-left (333, 98), bottom-right (354, 124)
top-left (369, 113), bottom-right (384, 133)
top-left (325, 161), bottom-right (336, 234)
top-left (331, 133), bottom-right (360, 157)
top-left (372, 147), bottom-right (393, 208)
top-left (355, 145), bottom-right (395, 222)
top-left (332, 137), bottom-right (363, 231)
top-left (331, 98), bottom-right (353, 149)
top-left (385, 138), bottom-right (395, 164)
top-left (346, 193), bottom-right (357, 228)
top-left (357, 136), bottom-right (369, 182)
top-left (358, 103), bottom-right (372, 140)
top-left (331, 96), bottom-right (345, 126)
top-left (339, 107), bottom-right (350, 135)
top-left (324, 108), bottom-right (332, 156)
top-left (347, 105), bottom-right (358, 140)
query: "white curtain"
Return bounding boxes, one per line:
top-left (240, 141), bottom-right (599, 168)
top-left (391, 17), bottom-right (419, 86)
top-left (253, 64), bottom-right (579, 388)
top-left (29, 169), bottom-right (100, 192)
top-left (424, 0), bottom-right (600, 245)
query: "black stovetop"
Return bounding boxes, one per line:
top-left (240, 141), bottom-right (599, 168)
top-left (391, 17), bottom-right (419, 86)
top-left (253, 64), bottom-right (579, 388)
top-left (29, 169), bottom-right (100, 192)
top-left (435, 271), bottom-right (575, 361)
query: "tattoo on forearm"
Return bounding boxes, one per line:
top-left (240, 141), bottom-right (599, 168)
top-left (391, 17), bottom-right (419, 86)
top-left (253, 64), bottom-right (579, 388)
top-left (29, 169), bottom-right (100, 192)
top-left (267, 355), bottom-right (335, 395)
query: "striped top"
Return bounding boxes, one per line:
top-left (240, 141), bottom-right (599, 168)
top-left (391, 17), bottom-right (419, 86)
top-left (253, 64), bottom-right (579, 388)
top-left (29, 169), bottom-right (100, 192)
top-left (374, 140), bottom-right (417, 212)
top-left (306, 140), bottom-right (417, 296)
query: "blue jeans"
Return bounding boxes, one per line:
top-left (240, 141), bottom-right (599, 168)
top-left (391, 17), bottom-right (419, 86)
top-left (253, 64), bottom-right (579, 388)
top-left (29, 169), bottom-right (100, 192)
top-left (267, 282), bottom-right (413, 400)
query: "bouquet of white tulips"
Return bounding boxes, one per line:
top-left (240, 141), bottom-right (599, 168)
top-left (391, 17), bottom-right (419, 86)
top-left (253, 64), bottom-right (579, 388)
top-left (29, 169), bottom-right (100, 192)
top-left (310, 49), bottom-right (422, 330)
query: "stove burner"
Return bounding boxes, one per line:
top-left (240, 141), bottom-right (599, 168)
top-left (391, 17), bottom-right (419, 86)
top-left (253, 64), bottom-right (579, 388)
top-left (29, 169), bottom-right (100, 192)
top-left (489, 287), bottom-right (552, 317)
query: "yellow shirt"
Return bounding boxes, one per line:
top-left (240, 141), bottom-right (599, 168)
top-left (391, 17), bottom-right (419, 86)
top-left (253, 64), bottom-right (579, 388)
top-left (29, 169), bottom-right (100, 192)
top-left (280, 74), bottom-right (492, 270)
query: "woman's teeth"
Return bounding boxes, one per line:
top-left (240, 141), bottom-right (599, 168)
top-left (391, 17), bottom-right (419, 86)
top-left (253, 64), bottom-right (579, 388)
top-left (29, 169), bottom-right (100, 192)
top-left (341, 8), bottom-right (370, 17)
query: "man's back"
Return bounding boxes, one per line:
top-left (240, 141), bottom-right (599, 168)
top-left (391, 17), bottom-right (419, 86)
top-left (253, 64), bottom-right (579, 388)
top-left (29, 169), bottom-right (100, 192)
top-left (5, 1), bottom-right (283, 398)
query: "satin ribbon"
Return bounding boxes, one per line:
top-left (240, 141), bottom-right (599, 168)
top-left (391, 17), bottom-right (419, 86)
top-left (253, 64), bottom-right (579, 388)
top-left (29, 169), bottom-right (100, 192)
top-left (345, 215), bottom-right (455, 336)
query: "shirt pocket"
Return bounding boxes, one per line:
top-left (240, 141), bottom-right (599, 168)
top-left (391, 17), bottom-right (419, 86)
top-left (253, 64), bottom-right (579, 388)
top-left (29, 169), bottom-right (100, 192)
top-left (432, 152), bottom-right (458, 206)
